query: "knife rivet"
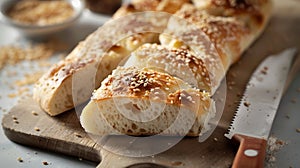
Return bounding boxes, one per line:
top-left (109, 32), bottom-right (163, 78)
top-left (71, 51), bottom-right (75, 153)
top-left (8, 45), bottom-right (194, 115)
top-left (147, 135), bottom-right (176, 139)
top-left (244, 149), bottom-right (258, 157)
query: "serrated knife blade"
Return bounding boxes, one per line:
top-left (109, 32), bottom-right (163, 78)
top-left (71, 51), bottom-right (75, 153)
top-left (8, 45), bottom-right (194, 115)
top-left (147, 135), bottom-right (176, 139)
top-left (225, 48), bottom-right (297, 168)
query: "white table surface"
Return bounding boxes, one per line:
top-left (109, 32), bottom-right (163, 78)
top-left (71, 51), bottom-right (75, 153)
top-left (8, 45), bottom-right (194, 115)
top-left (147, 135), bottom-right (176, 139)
top-left (0, 8), bottom-right (299, 168)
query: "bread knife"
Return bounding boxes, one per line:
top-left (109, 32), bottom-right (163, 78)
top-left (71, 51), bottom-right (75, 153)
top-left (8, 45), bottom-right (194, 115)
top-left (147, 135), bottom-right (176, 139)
top-left (225, 48), bottom-right (297, 168)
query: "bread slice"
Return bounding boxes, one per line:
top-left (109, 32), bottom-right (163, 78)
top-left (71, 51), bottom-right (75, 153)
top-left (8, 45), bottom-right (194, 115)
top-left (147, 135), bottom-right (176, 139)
top-left (124, 43), bottom-right (213, 93)
top-left (80, 67), bottom-right (214, 136)
top-left (33, 0), bottom-right (188, 116)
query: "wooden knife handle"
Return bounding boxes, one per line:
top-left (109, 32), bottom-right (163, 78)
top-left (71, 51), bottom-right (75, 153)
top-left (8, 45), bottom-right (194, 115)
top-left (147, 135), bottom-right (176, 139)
top-left (232, 134), bottom-right (267, 168)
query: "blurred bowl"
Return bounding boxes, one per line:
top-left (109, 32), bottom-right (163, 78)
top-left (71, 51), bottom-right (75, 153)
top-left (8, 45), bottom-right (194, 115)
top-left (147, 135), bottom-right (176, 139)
top-left (0, 0), bottom-right (84, 38)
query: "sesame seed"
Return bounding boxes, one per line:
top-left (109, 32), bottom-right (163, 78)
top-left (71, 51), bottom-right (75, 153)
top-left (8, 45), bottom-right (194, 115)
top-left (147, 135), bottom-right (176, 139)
top-left (244, 102), bottom-right (250, 107)
top-left (32, 111), bottom-right (38, 116)
top-left (133, 88), bottom-right (141, 92)
top-left (17, 157), bottom-right (23, 163)
top-left (153, 97), bottom-right (160, 100)
top-left (74, 133), bottom-right (82, 138)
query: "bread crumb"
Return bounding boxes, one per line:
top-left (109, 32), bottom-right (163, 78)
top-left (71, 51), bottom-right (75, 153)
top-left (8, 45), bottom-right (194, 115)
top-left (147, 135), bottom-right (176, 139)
top-left (265, 136), bottom-right (286, 168)
top-left (243, 102), bottom-right (250, 107)
top-left (31, 111), bottom-right (38, 116)
top-left (42, 161), bottom-right (49, 165)
top-left (74, 133), bottom-right (82, 138)
top-left (296, 128), bottom-right (300, 133)
top-left (34, 127), bottom-right (40, 132)
top-left (17, 157), bottom-right (23, 162)
top-left (261, 66), bottom-right (268, 75)
top-left (213, 138), bottom-right (218, 142)
top-left (12, 116), bottom-right (19, 124)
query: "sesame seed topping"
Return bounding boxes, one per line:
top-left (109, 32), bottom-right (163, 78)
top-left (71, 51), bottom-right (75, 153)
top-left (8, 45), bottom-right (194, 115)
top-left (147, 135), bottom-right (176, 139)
top-left (31, 111), bottom-right (38, 116)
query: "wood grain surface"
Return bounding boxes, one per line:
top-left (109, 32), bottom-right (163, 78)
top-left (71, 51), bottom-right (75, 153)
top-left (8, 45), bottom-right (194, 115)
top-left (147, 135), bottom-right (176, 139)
top-left (2, 0), bottom-right (300, 167)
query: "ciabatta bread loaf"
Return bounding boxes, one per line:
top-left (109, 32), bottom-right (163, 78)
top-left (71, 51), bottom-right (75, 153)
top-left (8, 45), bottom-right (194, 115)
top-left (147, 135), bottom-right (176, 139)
top-left (80, 66), bottom-right (214, 136)
top-left (33, 0), bottom-right (188, 116)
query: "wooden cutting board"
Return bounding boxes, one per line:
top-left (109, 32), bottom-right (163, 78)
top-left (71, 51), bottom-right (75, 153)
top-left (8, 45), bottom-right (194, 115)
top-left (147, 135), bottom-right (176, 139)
top-left (2, 0), bottom-right (300, 167)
